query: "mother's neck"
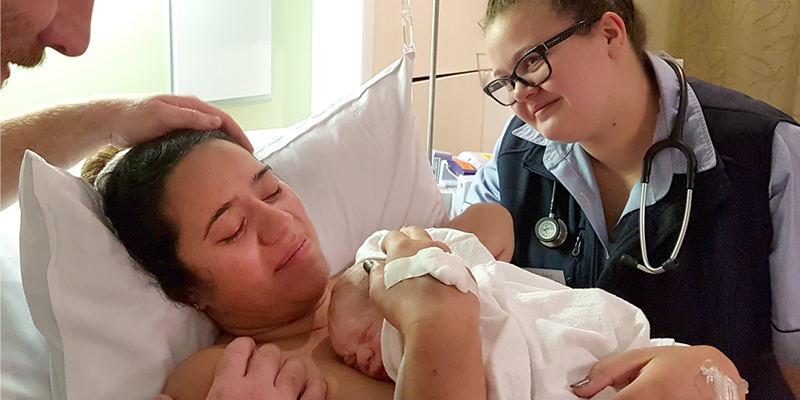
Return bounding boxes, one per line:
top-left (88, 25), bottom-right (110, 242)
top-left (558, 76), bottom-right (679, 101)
top-left (217, 279), bottom-right (336, 346)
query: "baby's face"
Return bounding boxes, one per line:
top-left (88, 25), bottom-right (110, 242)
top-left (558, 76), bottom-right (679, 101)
top-left (328, 268), bottom-right (390, 381)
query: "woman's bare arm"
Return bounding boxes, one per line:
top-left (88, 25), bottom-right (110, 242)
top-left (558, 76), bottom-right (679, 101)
top-left (448, 202), bottom-right (514, 262)
top-left (164, 346), bottom-right (223, 400)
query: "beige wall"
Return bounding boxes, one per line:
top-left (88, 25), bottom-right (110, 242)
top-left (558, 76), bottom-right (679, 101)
top-left (637, 0), bottom-right (682, 55)
top-left (371, 0), bottom-right (510, 156)
top-left (639, 0), bottom-right (798, 120)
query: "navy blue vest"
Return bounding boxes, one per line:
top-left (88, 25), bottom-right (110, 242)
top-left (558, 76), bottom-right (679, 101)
top-left (496, 79), bottom-right (798, 399)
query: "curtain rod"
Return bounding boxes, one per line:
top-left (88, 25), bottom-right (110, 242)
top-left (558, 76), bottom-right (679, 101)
top-left (412, 68), bottom-right (490, 82)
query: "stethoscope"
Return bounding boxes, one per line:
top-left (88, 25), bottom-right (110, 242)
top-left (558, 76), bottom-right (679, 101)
top-left (535, 58), bottom-right (697, 275)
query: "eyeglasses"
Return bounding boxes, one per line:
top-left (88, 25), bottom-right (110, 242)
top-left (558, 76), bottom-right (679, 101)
top-left (483, 18), bottom-right (597, 106)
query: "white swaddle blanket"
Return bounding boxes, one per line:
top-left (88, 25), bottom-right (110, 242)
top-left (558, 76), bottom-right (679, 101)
top-left (354, 228), bottom-right (655, 400)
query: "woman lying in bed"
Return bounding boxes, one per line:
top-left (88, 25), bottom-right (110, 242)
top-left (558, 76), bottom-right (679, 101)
top-left (83, 129), bottom-right (745, 400)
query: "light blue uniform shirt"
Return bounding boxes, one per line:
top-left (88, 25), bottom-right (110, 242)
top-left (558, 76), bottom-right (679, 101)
top-left (464, 53), bottom-right (800, 367)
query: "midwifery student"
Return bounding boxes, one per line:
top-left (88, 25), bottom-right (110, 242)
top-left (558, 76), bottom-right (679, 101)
top-left (457, 0), bottom-right (800, 398)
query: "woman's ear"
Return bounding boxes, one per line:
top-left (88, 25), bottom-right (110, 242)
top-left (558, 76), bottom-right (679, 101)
top-left (596, 11), bottom-right (629, 57)
top-left (187, 293), bottom-right (209, 312)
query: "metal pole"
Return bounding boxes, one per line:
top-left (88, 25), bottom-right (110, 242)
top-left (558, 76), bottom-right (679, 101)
top-left (426, 0), bottom-right (440, 162)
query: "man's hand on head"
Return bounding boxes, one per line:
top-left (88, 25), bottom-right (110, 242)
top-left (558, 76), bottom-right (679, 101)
top-left (102, 94), bottom-right (252, 152)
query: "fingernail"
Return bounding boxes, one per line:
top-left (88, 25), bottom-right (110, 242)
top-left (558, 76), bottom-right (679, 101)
top-left (571, 377), bottom-right (591, 388)
top-left (209, 116), bottom-right (222, 127)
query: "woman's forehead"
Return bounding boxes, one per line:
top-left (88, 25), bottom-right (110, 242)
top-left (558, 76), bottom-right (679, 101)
top-left (485, 2), bottom-right (561, 70)
top-left (163, 141), bottom-right (260, 227)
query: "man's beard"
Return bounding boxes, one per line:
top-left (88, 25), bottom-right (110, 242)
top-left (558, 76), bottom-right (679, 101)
top-left (0, 3), bottom-right (47, 71)
top-left (1, 42), bottom-right (47, 69)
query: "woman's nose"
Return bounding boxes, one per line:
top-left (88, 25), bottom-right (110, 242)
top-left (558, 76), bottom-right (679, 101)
top-left (512, 79), bottom-right (539, 104)
top-left (38, 0), bottom-right (95, 57)
top-left (256, 203), bottom-right (293, 245)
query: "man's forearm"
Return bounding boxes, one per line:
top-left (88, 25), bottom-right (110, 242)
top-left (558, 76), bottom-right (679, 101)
top-left (1, 100), bottom-right (111, 209)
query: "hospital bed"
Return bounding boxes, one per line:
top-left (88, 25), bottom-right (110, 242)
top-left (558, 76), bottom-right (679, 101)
top-left (0, 0), bottom-right (511, 395)
top-left (1, 50), bottom-right (449, 400)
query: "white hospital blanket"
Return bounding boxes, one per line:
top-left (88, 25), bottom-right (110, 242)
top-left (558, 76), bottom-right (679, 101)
top-left (355, 228), bottom-right (654, 400)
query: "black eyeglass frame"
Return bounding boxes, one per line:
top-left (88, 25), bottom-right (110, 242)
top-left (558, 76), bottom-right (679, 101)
top-left (483, 18), bottom-right (598, 106)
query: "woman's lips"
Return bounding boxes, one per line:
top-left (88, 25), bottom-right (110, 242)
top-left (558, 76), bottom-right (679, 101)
top-left (534, 98), bottom-right (558, 119)
top-left (277, 238), bottom-right (308, 271)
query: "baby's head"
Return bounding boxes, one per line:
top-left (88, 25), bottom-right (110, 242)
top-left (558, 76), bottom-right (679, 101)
top-left (328, 262), bottom-right (390, 381)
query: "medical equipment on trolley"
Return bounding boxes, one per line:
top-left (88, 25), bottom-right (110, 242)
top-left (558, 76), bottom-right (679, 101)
top-left (435, 151), bottom-right (491, 219)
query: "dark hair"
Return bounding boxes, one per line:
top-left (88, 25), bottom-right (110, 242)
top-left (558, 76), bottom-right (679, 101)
top-left (84, 129), bottom-right (239, 304)
top-left (483, 0), bottom-right (648, 65)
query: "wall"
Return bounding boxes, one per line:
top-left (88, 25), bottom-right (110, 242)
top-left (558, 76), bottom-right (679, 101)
top-left (371, 0), bottom-right (512, 156)
top-left (637, 0), bottom-right (682, 55)
top-left (0, 0), bottom-right (313, 131)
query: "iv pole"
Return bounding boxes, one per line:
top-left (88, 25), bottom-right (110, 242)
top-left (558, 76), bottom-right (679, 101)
top-left (426, 0), bottom-right (440, 162)
top-left (400, 0), bottom-right (439, 163)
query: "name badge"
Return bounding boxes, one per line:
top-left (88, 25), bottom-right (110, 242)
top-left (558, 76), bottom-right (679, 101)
top-left (523, 267), bottom-right (567, 285)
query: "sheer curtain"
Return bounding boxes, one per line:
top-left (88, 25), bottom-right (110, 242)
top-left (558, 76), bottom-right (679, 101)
top-left (670, 0), bottom-right (799, 120)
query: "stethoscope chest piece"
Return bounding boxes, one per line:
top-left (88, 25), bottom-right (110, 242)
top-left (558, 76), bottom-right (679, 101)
top-left (535, 216), bottom-right (568, 248)
top-left (536, 180), bottom-right (568, 248)
top-left (535, 217), bottom-right (567, 248)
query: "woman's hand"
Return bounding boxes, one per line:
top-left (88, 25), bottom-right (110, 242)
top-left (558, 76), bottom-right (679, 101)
top-left (447, 203), bottom-right (514, 262)
top-left (367, 227), bottom-right (486, 400)
top-left (373, 226), bottom-right (476, 332)
top-left (380, 226), bottom-right (451, 263)
top-left (572, 345), bottom-right (745, 400)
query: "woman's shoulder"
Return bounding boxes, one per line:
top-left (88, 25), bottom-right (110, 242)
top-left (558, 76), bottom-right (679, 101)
top-left (163, 344), bottom-right (227, 400)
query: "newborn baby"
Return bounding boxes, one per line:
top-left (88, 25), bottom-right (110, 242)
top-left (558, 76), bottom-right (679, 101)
top-left (328, 261), bottom-right (390, 380)
top-left (328, 228), bottom-right (663, 400)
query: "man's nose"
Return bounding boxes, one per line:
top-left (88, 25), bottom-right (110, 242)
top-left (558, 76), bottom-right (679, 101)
top-left (38, 0), bottom-right (95, 57)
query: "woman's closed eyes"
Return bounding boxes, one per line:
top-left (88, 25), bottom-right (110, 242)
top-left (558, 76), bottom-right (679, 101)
top-left (220, 218), bottom-right (245, 244)
top-left (218, 185), bottom-right (284, 244)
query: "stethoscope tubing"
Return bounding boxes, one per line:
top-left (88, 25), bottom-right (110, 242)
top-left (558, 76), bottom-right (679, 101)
top-left (635, 57), bottom-right (698, 274)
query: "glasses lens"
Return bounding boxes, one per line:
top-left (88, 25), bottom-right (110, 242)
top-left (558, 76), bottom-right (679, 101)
top-left (485, 79), bottom-right (515, 106)
top-left (514, 51), bottom-right (549, 86)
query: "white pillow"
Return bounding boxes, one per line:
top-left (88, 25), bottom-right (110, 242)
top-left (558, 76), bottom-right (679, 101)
top-left (1, 203), bottom-right (51, 400)
top-left (254, 52), bottom-right (447, 274)
top-left (18, 52), bottom-right (447, 400)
